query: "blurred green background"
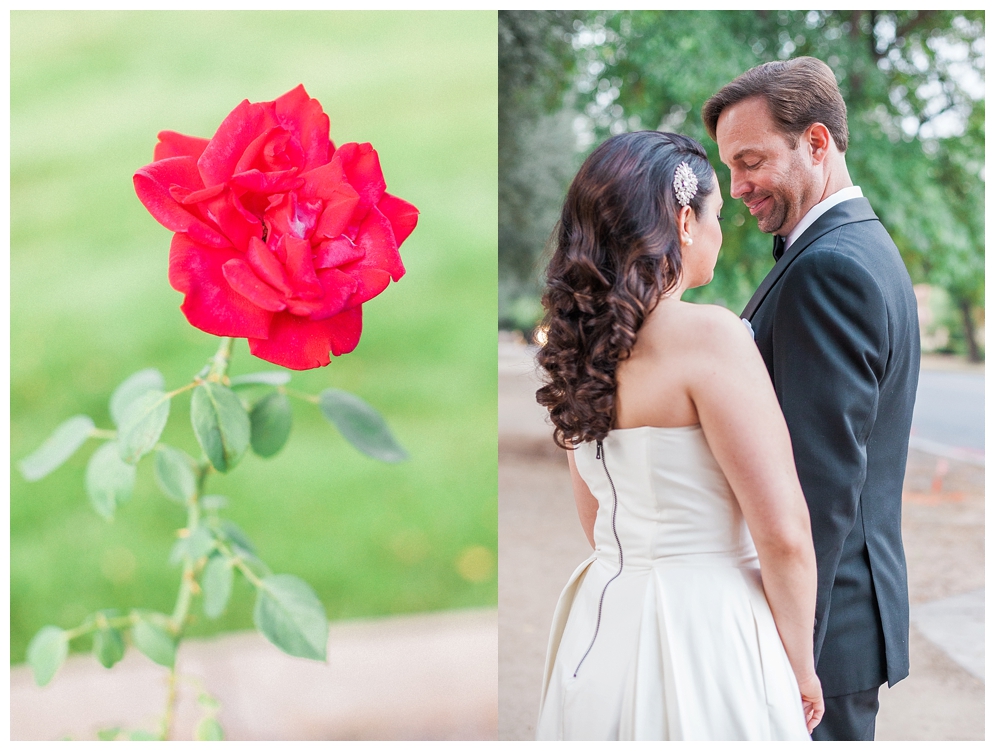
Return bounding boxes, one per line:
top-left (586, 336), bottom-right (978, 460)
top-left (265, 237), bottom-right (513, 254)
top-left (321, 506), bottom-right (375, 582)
top-left (11, 11), bottom-right (497, 662)
top-left (499, 11), bottom-right (984, 360)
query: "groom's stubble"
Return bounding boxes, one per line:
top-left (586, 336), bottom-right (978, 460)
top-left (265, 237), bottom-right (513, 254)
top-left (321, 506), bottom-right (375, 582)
top-left (715, 97), bottom-right (819, 238)
top-left (746, 145), bottom-right (812, 236)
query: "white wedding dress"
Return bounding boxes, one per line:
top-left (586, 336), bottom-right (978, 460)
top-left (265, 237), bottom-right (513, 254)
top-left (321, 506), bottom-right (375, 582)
top-left (535, 425), bottom-right (811, 740)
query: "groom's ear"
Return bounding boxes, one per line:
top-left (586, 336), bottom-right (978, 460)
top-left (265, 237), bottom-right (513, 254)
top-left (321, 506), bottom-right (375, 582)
top-left (804, 123), bottom-right (832, 166)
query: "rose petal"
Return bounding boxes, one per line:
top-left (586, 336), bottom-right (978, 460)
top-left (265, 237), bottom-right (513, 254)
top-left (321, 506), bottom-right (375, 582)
top-left (300, 159), bottom-right (347, 199)
top-left (345, 268), bottom-right (391, 308)
top-left (171, 183), bottom-right (225, 205)
top-left (284, 236), bottom-right (323, 299)
top-left (308, 268), bottom-right (359, 320)
top-left (229, 168), bottom-right (303, 194)
top-left (326, 305), bottom-right (363, 356)
top-left (377, 192), bottom-right (419, 246)
top-left (205, 190), bottom-right (262, 252)
top-left (198, 99), bottom-right (274, 187)
top-left (263, 128), bottom-right (304, 171)
top-left (154, 131), bottom-right (210, 161)
top-left (265, 191), bottom-right (319, 243)
top-left (247, 306), bottom-right (362, 370)
top-left (233, 126), bottom-right (280, 175)
top-left (246, 236), bottom-right (292, 295)
top-left (168, 234), bottom-right (273, 339)
top-left (134, 157), bottom-right (229, 248)
top-left (222, 258), bottom-right (287, 312)
top-left (274, 84), bottom-right (331, 171)
top-left (333, 142), bottom-right (386, 222)
top-left (314, 235), bottom-right (366, 269)
top-left (312, 184), bottom-right (361, 241)
top-left (352, 207), bottom-right (405, 281)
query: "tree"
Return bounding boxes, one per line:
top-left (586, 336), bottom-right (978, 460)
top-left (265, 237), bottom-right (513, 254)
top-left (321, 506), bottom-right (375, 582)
top-left (498, 10), bottom-right (582, 332)
top-left (580, 10), bottom-right (985, 357)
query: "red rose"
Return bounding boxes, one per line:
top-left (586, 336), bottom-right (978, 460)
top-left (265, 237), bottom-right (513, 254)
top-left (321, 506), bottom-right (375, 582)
top-left (134, 85), bottom-right (418, 370)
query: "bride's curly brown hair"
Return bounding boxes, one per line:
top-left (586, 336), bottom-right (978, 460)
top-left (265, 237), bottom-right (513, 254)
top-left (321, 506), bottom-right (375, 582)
top-left (536, 131), bottom-right (715, 449)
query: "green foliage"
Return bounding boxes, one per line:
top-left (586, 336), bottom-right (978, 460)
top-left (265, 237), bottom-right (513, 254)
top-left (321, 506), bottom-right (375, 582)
top-left (499, 10), bottom-right (984, 354)
top-left (110, 369), bottom-right (166, 426)
top-left (318, 388), bottom-right (409, 463)
top-left (248, 392), bottom-right (293, 458)
top-left (202, 555), bottom-right (234, 619)
top-left (253, 575), bottom-right (329, 661)
top-left (131, 617), bottom-right (177, 668)
top-left (11, 11), bottom-right (497, 678)
top-left (154, 446), bottom-right (198, 504)
top-left (86, 441), bottom-right (137, 519)
top-left (27, 626), bottom-right (68, 686)
top-left (191, 382), bottom-right (251, 473)
top-left (19, 416), bottom-right (95, 482)
top-left (498, 11), bottom-right (584, 329)
top-left (195, 717), bottom-right (224, 741)
top-left (230, 371), bottom-right (292, 387)
top-left (117, 390), bottom-right (171, 464)
top-left (93, 619), bottom-right (126, 668)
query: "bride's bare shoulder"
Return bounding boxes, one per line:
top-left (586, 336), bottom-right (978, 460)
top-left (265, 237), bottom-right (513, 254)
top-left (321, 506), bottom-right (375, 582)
top-left (656, 301), bottom-right (752, 347)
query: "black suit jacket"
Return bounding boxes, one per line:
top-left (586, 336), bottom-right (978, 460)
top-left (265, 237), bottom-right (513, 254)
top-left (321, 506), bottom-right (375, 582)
top-left (742, 197), bottom-right (920, 697)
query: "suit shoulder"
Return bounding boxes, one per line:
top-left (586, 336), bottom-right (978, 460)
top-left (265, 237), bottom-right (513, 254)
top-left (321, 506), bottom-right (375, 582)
top-left (784, 241), bottom-right (882, 292)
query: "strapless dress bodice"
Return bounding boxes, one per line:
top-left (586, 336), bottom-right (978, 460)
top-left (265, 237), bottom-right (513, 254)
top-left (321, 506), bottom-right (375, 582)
top-left (574, 425), bottom-right (758, 570)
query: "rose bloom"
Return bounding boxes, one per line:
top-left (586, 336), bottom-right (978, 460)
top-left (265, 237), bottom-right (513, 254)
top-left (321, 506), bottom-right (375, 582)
top-left (134, 85), bottom-right (418, 370)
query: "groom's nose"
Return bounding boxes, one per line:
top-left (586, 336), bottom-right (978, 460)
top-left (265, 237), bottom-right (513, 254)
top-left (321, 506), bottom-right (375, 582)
top-left (729, 169), bottom-right (751, 200)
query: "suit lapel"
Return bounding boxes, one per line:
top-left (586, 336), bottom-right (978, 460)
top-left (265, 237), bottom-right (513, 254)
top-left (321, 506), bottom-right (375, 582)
top-left (741, 198), bottom-right (880, 320)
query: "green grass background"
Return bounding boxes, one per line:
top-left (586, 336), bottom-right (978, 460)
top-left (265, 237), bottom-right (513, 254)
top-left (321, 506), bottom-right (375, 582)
top-left (10, 11), bottom-right (497, 663)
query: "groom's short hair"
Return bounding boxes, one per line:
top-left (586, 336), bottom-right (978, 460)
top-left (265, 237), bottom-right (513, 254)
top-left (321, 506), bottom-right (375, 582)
top-left (702, 56), bottom-right (849, 152)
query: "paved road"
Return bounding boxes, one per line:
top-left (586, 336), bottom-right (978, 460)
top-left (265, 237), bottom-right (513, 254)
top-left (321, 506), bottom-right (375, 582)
top-left (911, 367), bottom-right (984, 456)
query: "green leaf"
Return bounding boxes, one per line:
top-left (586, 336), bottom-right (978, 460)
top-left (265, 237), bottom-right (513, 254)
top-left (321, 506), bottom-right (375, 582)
top-left (249, 391), bottom-right (292, 458)
top-left (214, 519), bottom-right (256, 556)
top-left (93, 626), bottom-right (125, 668)
top-left (318, 389), bottom-right (408, 463)
top-left (117, 389), bottom-right (171, 464)
top-left (19, 415), bottom-right (95, 481)
top-left (229, 371), bottom-right (292, 387)
top-left (27, 625), bottom-right (68, 686)
top-left (170, 526), bottom-right (216, 565)
top-left (197, 692), bottom-right (221, 710)
top-left (191, 382), bottom-right (251, 473)
top-left (85, 441), bottom-right (137, 520)
top-left (110, 368), bottom-right (166, 426)
top-left (132, 618), bottom-right (176, 668)
top-left (129, 730), bottom-right (161, 741)
top-left (195, 717), bottom-right (224, 741)
top-left (253, 574), bottom-right (328, 661)
top-left (201, 494), bottom-right (228, 511)
top-left (97, 728), bottom-right (121, 741)
top-left (202, 555), bottom-right (234, 619)
top-left (154, 446), bottom-right (198, 503)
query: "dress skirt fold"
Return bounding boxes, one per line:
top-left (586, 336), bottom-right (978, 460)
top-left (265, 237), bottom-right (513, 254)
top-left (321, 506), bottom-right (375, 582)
top-left (535, 426), bottom-right (811, 741)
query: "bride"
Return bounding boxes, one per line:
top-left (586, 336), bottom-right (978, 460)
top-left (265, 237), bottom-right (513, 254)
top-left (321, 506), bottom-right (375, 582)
top-left (534, 131), bottom-right (824, 740)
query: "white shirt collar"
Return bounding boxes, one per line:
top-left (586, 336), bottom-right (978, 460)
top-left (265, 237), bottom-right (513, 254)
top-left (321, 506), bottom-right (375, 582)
top-left (783, 185), bottom-right (863, 250)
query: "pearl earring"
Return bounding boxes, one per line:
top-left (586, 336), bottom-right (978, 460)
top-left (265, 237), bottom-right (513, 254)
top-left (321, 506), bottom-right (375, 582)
top-left (685, 237), bottom-right (693, 246)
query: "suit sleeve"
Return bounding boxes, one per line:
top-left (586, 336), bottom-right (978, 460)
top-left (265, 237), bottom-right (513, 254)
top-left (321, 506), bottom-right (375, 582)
top-left (771, 247), bottom-right (889, 664)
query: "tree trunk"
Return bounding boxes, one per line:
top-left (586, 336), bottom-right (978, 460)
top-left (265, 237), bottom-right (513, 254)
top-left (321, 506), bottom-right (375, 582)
top-left (959, 298), bottom-right (982, 362)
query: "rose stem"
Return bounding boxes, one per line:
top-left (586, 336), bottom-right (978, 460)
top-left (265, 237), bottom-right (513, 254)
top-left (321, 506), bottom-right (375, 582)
top-left (162, 337), bottom-right (234, 739)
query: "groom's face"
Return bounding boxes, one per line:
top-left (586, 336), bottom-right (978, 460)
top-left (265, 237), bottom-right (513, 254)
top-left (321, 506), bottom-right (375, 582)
top-left (714, 97), bottom-right (814, 237)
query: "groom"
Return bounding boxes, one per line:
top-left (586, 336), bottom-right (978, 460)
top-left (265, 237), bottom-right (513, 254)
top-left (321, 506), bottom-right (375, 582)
top-left (703, 57), bottom-right (920, 740)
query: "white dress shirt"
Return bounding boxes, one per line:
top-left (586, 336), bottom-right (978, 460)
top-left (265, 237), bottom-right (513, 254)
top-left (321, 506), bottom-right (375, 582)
top-left (784, 185), bottom-right (864, 251)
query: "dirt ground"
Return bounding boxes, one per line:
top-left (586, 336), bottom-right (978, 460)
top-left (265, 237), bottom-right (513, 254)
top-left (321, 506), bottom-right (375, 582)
top-left (11, 608), bottom-right (497, 741)
top-left (497, 336), bottom-right (984, 741)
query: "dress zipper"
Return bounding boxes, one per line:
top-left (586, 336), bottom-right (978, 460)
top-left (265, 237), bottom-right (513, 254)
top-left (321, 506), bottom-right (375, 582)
top-left (573, 439), bottom-right (624, 677)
